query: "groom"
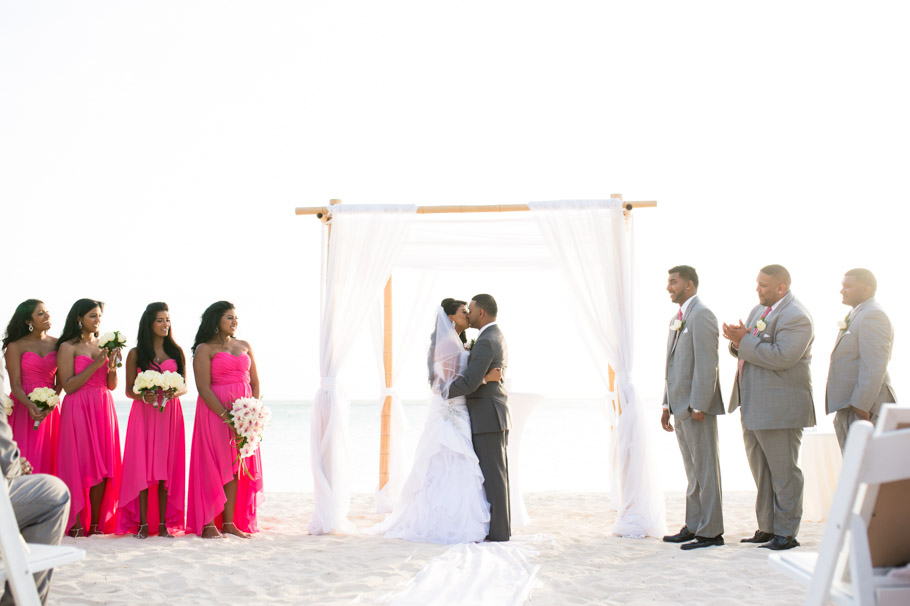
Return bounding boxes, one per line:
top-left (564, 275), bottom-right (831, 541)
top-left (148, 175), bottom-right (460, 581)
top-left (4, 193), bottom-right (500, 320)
top-left (446, 294), bottom-right (511, 542)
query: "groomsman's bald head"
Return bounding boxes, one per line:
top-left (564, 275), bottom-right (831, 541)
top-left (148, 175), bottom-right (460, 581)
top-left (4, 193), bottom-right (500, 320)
top-left (756, 264), bottom-right (791, 307)
top-left (841, 268), bottom-right (877, 307)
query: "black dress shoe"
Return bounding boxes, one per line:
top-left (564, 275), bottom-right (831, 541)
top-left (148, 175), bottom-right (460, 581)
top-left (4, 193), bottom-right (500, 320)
top-left (663, 527), bottom-right (696, 543)
top-left (759, 535), bottom-right (800, 551)
top-left (740, 530), bottom-right (775, 543)
top-left (680, 535), bottom-right (724, 550)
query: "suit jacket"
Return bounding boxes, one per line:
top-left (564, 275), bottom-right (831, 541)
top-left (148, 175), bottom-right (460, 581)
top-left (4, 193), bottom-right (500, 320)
top-left (729, 291), bottom-right (816, 430)
top-left (663, 296), bottom-right (725, 419)
top-left (446, 323), bottom-right (510, 434)
top-left (825, 298), bottom-right (896, 415)
top-left (1, 367), bottom-right (24, 480)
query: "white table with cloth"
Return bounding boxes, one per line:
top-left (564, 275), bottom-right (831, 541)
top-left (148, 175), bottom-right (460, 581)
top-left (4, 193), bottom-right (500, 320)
top-left (799, 430), bottom-right (842, 522)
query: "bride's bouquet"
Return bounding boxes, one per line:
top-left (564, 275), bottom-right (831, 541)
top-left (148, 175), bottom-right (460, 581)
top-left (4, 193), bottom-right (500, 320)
top-left (27, 387), bottom-right (60, 430)
top-left (228, 396), bottom-right (272, 476)
top-left (98, 331), bottom-right (128, 367)
top-left (133, 370), bottom-right (186, 412)
top-left (1, 393), bottom-right (13, 417)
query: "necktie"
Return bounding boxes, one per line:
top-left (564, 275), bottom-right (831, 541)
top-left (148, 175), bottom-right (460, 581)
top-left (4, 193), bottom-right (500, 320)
top-left (738, 306), bottom-right (772, 383)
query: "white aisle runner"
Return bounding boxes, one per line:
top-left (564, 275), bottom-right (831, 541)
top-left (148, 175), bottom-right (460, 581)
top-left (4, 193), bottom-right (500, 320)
top-left (387, 538), bottom-right (542, 606)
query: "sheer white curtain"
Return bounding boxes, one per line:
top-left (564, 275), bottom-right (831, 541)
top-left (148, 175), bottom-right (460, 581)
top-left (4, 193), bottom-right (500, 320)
top-left (309, 204), bottom-right (416, 535)
top-left (530, 199), bottom-right (666, 538)
top-left (369, 271), bottom-right (439, 513)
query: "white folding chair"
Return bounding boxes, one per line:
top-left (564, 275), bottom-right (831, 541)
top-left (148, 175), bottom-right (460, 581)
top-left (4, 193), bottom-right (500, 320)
top-left (0, 477), bottom-right (85, 606)
top-left (768, 404), bottom-right (910, 605)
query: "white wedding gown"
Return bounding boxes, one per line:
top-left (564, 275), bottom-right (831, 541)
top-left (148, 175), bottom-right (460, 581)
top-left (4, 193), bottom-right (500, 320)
top-left (371, 342), bottom-right (490, 544)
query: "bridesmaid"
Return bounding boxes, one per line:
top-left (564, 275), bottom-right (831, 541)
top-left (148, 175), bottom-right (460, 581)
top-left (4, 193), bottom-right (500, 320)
top-left (117, 302), bottom-right (187, 539)
top-left (56, 298), bottom-right (122, 537)
top-left (2, 299), bottom-right (60, 474)
top-left (187, 301), bottom-right (262, 539)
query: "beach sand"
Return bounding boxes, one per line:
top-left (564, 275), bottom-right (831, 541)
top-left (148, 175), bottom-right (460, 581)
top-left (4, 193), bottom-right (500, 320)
top-left (50, 490), bottom-right (818, 605)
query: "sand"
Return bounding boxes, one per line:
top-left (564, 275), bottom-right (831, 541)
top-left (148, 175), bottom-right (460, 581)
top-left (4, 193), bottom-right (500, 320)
top-left (49, 490), bottom-right (819, 605)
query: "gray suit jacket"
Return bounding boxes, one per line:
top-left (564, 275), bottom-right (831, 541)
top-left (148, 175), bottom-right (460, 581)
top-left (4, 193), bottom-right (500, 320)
top-left (825, 298), bottom-right (896, 415)
top-left (1, 367), bottom-right (24, 480)
top-left (447, 323), bottom-right (510, 434)
top-left (729, 291), bottom-right (817, 430)
top-left (663, 297), bottom-right (725, 418)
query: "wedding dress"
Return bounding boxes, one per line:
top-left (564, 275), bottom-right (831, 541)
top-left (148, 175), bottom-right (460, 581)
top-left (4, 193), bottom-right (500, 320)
top-left (370, 307), bottom-right (490, 544)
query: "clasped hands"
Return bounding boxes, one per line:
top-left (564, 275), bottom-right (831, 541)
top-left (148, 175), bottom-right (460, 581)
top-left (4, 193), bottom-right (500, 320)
top-left (722, 320), bottom-right (749, 349)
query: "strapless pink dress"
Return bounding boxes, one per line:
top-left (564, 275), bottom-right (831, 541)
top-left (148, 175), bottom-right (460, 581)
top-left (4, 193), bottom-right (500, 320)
top-left (56, 355), bottom-right (122, 533)
top-left (8, 351), bottom-right (60, 475)
top-left (116, 359), bottom-right (186, 535)
top-left (186, 352), bottom-right (264, 535)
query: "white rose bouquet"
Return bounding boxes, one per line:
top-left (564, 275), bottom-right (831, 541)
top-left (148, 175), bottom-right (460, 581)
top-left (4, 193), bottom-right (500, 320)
top-left (27, 387), bottom-right (60, 430)
top-left (98, 331), bottom-right (128, 367)
top-left (228, 396), bottom-right (272, 477)
top-left (133, 369), bottom-right (185, 412)
top-left (1, 393), bottom-right (13, 417)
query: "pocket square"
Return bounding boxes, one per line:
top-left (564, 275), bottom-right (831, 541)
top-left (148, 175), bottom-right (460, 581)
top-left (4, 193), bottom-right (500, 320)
top-left (762, 334), bottom-right (771, 339)
top-left (845, 330), bottom-right (852, 335)
top-left (683, 328), bottom-right (689, 334)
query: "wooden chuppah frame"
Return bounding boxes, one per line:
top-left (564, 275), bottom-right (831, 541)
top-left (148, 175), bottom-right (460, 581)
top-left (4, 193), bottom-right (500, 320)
top-left (297, 196), bottom-right (658, 490)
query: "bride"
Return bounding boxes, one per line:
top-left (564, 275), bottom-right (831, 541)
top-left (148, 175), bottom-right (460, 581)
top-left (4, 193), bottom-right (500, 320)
top-left (370, 298), bottom-right (503, 544)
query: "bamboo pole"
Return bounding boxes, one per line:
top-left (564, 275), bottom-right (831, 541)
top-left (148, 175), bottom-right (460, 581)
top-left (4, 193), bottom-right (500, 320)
top-left (296, 200), bottom-right (657, 218)
top-left (379, 278), bottom-right (393, 490)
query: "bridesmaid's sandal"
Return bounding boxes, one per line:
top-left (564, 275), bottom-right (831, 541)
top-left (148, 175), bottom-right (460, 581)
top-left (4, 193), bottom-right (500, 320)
top-left (88, 524), bottom-right (101, 537)
top-left (135, 524), bottom-right (149, 539)
top-left (221, 522), bottom-right (250, 539)
top-left (67, 526), bottom-right (84, 538)
top-left (201, 523), bottom-right (224, 539)
top-left (158, 523), bottom-right (174, 538)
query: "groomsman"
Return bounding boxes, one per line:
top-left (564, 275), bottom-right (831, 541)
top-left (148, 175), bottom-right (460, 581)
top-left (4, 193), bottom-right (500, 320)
top-left (723, 264), bottom-right (815, 551)
top-left (826, 268), bottom-right (897, 451)
top-left (660, 266), bottom-right (725, 550)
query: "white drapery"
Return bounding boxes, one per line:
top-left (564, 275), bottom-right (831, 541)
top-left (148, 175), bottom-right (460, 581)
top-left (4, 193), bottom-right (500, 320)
top-left (370, 272), bottom-right (438, 513)
top-left (530, 199), bottom-right (666, 538)
top-left (309, 200), bottom-right (665, 539)
top-left (309, 204), bottom-right (417, 535)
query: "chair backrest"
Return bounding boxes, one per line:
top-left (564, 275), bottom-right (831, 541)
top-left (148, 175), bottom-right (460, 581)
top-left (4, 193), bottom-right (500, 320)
top-left (0, 476), bottom-right (43, 605)
top-left (805, 405), bottom-right (910, 605)
top-left (863, 405), bottom-right (910, 568)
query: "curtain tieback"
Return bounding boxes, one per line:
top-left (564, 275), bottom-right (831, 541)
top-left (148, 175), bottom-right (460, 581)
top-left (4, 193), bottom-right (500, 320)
top-left (381, 387), bottom-right (397, 399)
top-left (320, 377), bottom-right (337, 390)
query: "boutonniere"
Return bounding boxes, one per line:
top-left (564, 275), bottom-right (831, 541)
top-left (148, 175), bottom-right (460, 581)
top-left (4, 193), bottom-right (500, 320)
top-left (754, 319), bottom-right (767, 332)
top-left (466, 338), bottom-right (476, 351)
top-left (671, 319), bottom-right (685, 331)
top-left (837, 314), bottom-right (850, 333)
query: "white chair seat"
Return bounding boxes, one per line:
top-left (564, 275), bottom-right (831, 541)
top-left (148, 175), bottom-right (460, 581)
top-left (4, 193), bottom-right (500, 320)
top-left (0, 543), bottom-right (85, 582)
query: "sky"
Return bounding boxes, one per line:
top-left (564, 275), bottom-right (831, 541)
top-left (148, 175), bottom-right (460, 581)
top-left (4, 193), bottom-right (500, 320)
top-left (1, 2), bottom-right (908, 463)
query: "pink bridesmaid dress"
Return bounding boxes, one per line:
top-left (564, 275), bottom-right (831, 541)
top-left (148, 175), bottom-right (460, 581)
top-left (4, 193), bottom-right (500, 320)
top-left (116, 359), bottom-right (186, 535)
top-left (7, 351), bottom-right (60, 475)
top-left (187, 352), bottom-right (264, 535)
top-left (56, 355), bottom-right (122, 533)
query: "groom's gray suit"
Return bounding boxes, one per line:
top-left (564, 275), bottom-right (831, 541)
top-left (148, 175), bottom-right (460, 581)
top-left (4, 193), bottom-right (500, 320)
top-left (1, 369), bottom-right (71, 605)
top-left (447, 323), bottom-right (510, 541)
top-left (826, 298), bottom-right (897, 450)
top-left (729, 290), bottom-right (815, 538)
top-left (663, 296), bottom-right (725, 538)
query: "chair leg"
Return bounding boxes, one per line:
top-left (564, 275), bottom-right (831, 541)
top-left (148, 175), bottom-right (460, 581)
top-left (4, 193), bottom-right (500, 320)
top-left (849, 514), bottom-right (875, 606)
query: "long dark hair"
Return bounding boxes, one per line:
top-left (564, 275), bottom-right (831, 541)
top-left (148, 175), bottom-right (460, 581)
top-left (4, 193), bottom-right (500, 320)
top-left (136, 302), bottom-right (186, 378)
top-left (56, 299), bottom-right (104, 351)
top-left (192, 301), bottom-right (235, 354)
top-left (2, 299), bottom-right (43, 351)
top-left (428, 298), bottom-right (467, 384)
